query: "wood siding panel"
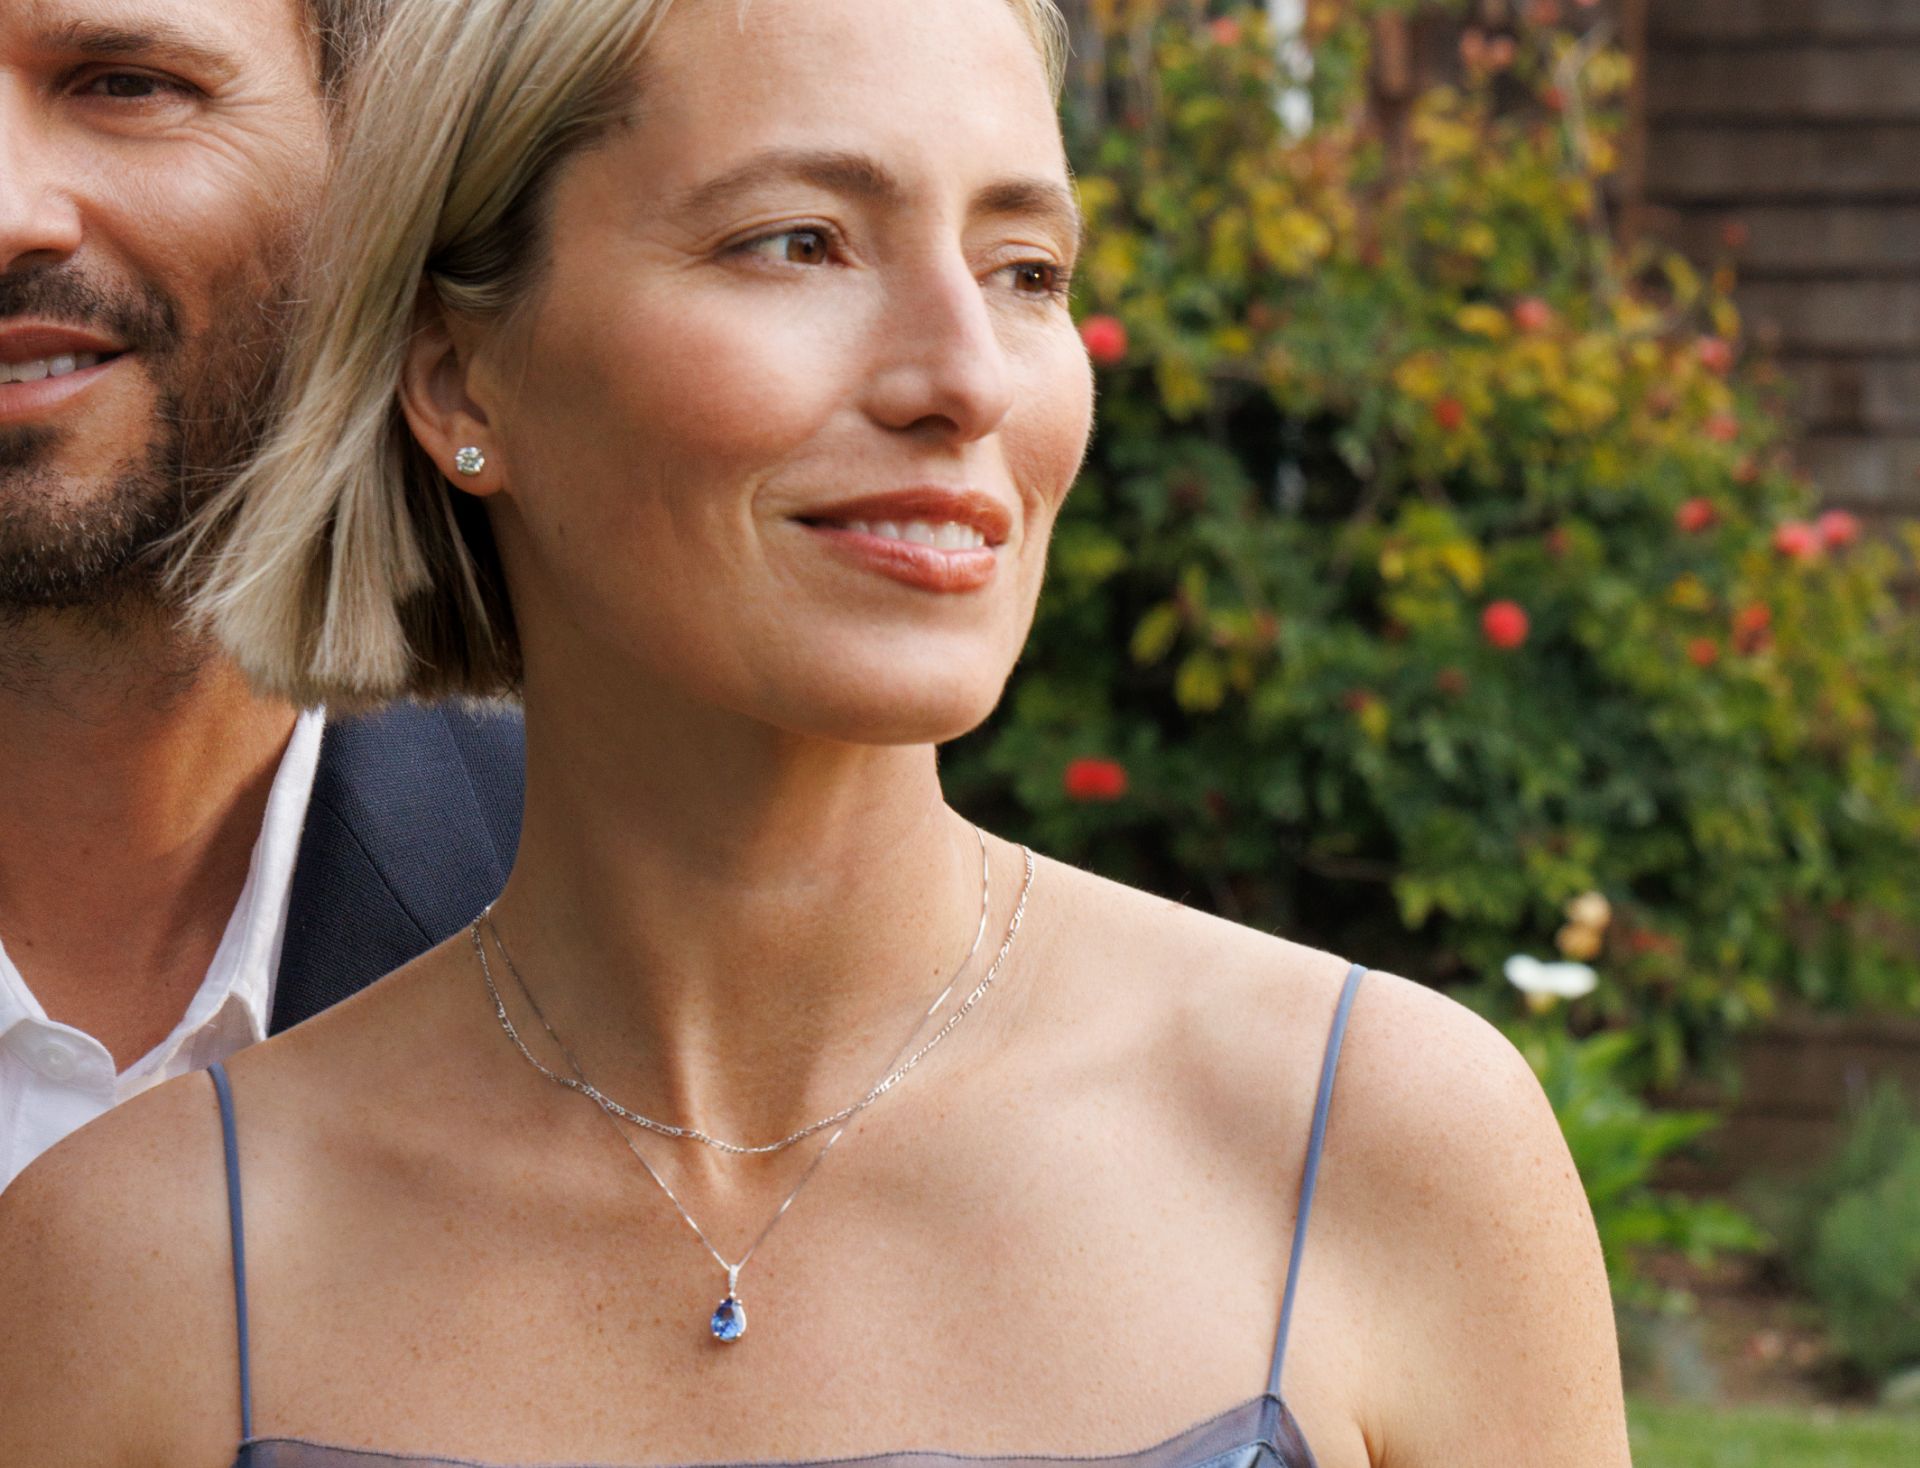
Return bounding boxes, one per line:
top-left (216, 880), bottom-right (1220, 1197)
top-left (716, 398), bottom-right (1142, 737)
top-left (1663, 205), bottom-right (1920, 274)
top-left (1796, 432), bottom-right (1920, 508)
top-left (1785, 357), bottom-right (1920, 434)
top-left (1647, 13), bottom-right (1920, 514)
top-left (1739, 279), bottom-right (1920, 353)
top-left (1654, 0), bottom-right (1920, 44)
top-left (1647, 125), bottom-right (1920, 203)
top-left (1650, 49), bottom-right (1920, 123)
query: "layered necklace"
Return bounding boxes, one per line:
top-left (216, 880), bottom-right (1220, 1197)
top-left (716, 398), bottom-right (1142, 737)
top-left (473, 828), bottom-right (1036, 1343)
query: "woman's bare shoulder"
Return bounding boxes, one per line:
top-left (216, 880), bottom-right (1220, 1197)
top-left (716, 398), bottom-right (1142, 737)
top-left (0, 1067), bottom-right (242, 1462)
top-left (1031, 853), bottom-right (1545, 1125)
top-left (1033, 860), bottom-right (1627, 1458)
top-left (0, 950), bottom-right (454, 1461)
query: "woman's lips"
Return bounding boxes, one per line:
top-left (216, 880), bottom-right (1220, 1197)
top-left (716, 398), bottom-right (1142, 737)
top-left (804, 521), bottom-right (1000, 593)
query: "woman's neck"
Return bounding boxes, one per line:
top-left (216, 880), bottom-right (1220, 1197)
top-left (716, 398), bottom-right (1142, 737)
top-left (488, 698), bottom-right (1000, 1153)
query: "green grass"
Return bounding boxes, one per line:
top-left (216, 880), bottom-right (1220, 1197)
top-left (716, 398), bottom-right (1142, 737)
top-left (1629, 1398), bottom-right (1920, 1466)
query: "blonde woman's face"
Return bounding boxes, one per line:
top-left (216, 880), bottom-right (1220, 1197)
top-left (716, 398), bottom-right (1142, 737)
top-left (467, 0), bottom-right (1092, 745)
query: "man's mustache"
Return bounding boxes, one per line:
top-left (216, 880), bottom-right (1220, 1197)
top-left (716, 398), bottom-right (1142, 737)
top-left (0, 267), bottom-right (179, 357)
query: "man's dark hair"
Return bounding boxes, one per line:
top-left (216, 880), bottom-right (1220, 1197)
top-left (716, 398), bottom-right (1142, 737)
top-left (305, 0), bottom-right (389, 101)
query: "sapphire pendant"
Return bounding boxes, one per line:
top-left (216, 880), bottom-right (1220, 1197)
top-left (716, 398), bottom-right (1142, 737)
top-left (710, 1294), bottom-right (747, 1342)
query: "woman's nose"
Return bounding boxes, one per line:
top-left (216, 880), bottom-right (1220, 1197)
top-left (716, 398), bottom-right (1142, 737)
top-left (859, 257), bottom-right (1017, 445)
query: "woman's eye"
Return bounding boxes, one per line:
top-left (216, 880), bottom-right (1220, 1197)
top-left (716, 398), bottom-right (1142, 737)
top-left (1008, 261), bottom-right (1071, 299)
top-left (739, 229), bottom-right (832, 266)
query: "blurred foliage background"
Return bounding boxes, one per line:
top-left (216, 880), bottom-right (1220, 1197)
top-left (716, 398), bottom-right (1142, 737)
top-left (947, 0), bottom-right (1920, 1091)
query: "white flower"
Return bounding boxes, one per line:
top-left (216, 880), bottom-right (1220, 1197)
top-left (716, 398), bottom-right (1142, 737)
top-left (1504, 954), bottom-right (1599, 1000)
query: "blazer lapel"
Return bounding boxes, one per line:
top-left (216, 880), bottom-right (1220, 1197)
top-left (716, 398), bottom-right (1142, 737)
top-left (271, 703), bottom-right (521, 1034)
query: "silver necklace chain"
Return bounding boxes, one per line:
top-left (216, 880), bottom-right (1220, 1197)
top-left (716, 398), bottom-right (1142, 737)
top-left (476, 827), bottom-right (1018, 1156)
top-left (471, 837), bottom-right (1037, 1340)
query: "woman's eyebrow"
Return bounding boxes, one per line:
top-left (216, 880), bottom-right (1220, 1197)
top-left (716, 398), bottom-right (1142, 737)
top-left (674, 149), bottom-right (907, 218)
top-left (674, 148), bottom-right (1086, 248)
top-left (973, 177), bottom-right (1086, 253)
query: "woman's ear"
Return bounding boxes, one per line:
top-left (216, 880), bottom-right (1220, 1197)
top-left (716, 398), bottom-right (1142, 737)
top-left (400, 289), bottom-right (506, 498)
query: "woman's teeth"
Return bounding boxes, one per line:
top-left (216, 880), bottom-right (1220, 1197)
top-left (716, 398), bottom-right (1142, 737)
top-left (0, 352), bottom-right (103, 385)
top-left (841, 519), bottom-right (988, 550)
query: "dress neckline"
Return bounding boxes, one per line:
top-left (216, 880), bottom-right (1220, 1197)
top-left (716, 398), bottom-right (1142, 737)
top-left (236, 1389), bottom-right (1317, 1468)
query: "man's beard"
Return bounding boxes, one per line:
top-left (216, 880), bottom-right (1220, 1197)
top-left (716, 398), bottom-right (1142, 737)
top-left (0, 265), bottom-right (292, 614)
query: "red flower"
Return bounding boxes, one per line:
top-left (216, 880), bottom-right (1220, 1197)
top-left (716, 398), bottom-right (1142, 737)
top-left (1435, 667), bottom-right (1470, 697)
top-left (1697, 336), bottom-right (1735, 375)
top-left (1079, 315), bottom-right (1128, 367)
top-left (1544, 526), bottom-right (1573, 558)
top-left (1481, 600), bottom-right (1530, 650)
top-left (1675, 498), bottom-right (1717, 534)
top-left (1733, 603), bottom-right (1773, 654)
top-left (1340, 688), bottom-right (1379, 714)
top-left (1687, 638), bottom-right (1720, 669)
top-left (1542, 84), bottom-right (1567, 113)
top-left (1705, 412), bottom-right (1740, 444)
top-left (1209, 17), bottom-right (1242, 46)
top-left (1513, 297), bottom-right (1554, 334)
top-left (1773, 520), bottom-right (1819, 560)
top-left (1432, 396), bottom-right (1467, 432)
top-left (1063, 757), bottom-right (1129, 802)
top-left (1818, 509), bottom-right (1862, 549)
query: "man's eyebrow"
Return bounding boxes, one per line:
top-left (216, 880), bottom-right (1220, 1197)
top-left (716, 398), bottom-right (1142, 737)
top-left (675, 148), bottom-right (1087, 250)
top-left (41, 18), bottom-right (240, 81)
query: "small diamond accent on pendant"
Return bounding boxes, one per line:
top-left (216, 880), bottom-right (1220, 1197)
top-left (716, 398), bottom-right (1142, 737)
top-left (710, 1295), bottom-right (747, 1343)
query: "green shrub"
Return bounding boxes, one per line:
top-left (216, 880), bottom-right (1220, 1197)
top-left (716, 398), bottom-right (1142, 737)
top-left (1755, 1084), bottom-right (1920, 1381)
top-left (948, 1), bottom-right (1920, 1077)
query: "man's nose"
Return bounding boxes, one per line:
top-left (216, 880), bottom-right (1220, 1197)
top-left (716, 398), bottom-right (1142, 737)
top-left (861, 258), bottom-right (1018, 446)
top-left (0, 87), bottom-right (85, 276)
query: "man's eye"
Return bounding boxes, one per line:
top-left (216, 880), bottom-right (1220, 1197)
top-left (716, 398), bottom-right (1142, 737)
top-left (81, 72), bottom-right (185, 101)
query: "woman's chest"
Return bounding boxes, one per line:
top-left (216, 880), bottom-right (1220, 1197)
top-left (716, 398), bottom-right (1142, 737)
top-left (238, 1108), bottom-right (1368, 1466)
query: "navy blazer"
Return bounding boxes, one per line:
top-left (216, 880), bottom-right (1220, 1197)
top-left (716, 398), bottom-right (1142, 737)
top-left (270, 702), bottom-right (525, 1034)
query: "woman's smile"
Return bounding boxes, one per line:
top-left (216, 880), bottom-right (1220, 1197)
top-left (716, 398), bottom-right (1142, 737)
top-left (795, 486), bottom-right (1012, 594)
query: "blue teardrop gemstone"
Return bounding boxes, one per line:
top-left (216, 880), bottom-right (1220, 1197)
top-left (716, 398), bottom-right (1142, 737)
top-left (711, 1295), bottom-right (747, 1342)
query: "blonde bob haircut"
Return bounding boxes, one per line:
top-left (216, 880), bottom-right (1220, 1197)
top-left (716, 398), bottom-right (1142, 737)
top-left (185, 0), bottom-right (1070, 710)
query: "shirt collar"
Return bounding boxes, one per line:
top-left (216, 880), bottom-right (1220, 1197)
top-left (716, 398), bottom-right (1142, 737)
top-left (115, 706), bottom-right (328, 1083)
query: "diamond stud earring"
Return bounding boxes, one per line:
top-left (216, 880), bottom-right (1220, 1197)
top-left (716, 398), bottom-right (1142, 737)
top-left (453, 446), bottom-right (487, 477)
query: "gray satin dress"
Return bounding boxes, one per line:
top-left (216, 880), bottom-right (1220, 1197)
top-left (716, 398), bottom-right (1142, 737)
top-left (208, 964), bottom-right (1368, 1468)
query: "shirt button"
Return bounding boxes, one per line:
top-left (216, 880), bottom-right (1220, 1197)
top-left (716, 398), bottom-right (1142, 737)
top-left (30, 1035), bottom-right (83, 1082)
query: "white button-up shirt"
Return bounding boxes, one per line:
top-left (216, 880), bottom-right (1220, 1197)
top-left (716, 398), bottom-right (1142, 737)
top-left (0, 708), bottom-right (326, 1190)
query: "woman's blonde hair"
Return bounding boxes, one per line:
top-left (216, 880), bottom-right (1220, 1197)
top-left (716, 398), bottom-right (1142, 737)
top-left (183, 0), bottom-right (1070, 710)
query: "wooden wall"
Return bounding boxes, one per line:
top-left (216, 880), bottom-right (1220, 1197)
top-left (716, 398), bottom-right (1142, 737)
top-left (1643, 0), bottom-right (1920, 526)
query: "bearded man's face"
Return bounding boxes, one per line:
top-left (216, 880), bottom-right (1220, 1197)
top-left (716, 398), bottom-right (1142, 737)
top-left (0, 0), bottom-right (330, 612)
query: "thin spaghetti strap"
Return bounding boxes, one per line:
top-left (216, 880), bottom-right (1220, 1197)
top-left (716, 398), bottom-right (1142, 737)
top-left (1267, 962), bottom-right (1367, 1400)
top-left (207, 1062), bottom-right (254, 1442)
